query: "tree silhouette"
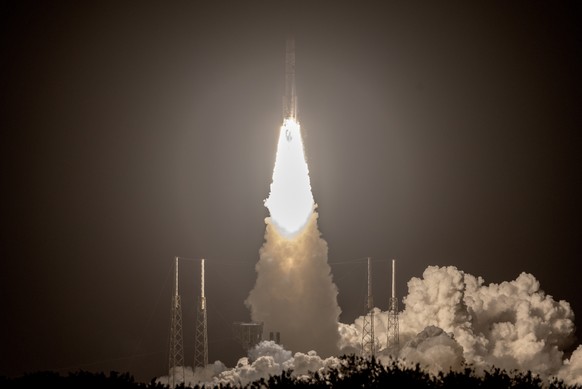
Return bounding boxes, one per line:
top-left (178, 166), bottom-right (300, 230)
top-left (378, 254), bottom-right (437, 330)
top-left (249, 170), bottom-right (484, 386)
top-left (1, 355), bottom-right (580, 388)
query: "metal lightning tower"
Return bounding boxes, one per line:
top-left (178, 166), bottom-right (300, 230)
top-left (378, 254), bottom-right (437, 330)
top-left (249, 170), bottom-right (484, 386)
top-left (386, 259), bottom-right (400, 355)
top-left (194, 258), bottom-right (208, 368)
top-left (168, 257), bottom-right (185, 388)
top-left (361, 257), bottom-right (375, 357)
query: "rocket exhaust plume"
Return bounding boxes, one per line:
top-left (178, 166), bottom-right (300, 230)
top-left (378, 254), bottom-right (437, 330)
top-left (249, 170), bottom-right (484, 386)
top-left (245, 37), bottom-right (341, 357)
top-left (264, 117), bottom-right (313, 237)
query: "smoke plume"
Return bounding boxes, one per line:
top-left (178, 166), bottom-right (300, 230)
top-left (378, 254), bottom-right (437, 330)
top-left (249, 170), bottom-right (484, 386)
top-left (245, 118), bottom-right (341, 357)
top-left (156, 341), bottom-right (339, 387)
top-left (398, 325), bottom-right (465, 374)
top-left (558, 345), bottom-right (582, 386)
top-left (339, 265), bottom-right (579, 383)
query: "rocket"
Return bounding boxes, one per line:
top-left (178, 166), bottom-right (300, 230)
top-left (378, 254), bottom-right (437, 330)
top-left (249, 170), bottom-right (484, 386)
top-left (283, 36), bottom-right (297, 121)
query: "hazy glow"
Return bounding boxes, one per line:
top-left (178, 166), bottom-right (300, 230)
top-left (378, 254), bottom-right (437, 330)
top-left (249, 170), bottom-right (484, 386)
top-left (264, 118), bottom-right (314, 237)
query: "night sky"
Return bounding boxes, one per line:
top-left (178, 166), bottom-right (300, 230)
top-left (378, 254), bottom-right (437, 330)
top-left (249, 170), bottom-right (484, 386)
top-left (1, 0), bottom-right (581, 383)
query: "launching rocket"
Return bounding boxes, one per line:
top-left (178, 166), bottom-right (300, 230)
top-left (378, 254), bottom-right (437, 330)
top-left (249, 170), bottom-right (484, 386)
top-left (283, 36), bottom-right (297, 121)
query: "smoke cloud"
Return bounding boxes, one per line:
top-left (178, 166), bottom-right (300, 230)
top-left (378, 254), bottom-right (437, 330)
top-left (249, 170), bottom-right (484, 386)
top-left (245, 212), bottom-right (341, 357)
top-left (339, 265), bottom-right (579, 383)
top-left (558, 345), bottom-right (582, 386)
top-left (156, 341), bottom-right (339, 387)
top-left (398, 325), bottom-right (465, 374)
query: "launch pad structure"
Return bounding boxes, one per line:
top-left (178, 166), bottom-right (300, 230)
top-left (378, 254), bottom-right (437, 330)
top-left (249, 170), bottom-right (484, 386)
top-left (361, 257), bottom-right (400, 358)
top-left (232, 322), bottom-right (264, 353)
top-left (168, 257), bottom-right (185, 388)
top-left (386, 259), bottom-right (400, 355)
top-left (361, 257), bottom-right (376, 357)
top-left (194, 258), bottom-right (209, 368)
top-left (167, 257), bottom-right (208, 388)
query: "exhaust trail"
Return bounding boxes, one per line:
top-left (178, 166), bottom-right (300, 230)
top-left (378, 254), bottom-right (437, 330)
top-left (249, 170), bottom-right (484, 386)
top-left (246, 38), bottom-right (341, 357)
top-left (245, 116), bottom-right (341, 357)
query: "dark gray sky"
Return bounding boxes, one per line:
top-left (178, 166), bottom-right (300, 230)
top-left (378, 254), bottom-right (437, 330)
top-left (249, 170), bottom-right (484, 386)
top-left (1, 0), bottom-right (581, 383)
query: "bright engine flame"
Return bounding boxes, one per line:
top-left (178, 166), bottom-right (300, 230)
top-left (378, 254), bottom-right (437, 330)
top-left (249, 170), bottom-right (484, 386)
top-left (265, 118), bottom-right (314, 237)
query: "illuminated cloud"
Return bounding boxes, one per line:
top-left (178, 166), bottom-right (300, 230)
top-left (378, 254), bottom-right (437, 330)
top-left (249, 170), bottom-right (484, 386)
top-left (340, 265), bottom-right (578, 382)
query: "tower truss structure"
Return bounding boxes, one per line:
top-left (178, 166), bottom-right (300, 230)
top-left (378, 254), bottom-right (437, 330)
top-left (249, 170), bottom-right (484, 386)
top-left (168, 257), bottom-right (185, 388)
top-left (362, 257), bottom-right (375, 358)
top-left (194, 258), bottom-right (208, 368)
top-left (386, 259), bottom-right (400, 355)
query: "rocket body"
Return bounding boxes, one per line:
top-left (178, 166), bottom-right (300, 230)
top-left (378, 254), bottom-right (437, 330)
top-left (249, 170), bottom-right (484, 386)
top-left (392, 259), bottom-right (396, 299)
top-left (283, 36), bottom-right (297, 120)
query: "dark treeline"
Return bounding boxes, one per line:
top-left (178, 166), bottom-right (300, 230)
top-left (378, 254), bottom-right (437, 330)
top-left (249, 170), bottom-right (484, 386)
top-left (1, 355), bottom-right (580, 388)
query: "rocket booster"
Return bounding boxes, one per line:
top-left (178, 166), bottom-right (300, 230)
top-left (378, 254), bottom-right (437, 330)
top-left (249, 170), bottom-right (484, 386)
top-left (283, 36), bottom-right (297, 120)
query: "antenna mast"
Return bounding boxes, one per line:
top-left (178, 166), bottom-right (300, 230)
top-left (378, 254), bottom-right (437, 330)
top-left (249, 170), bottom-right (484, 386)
top-left (194, 258), bottom-right (209, 368)
top-left (362, 257), bottom-right (375, 357)
top-left (168, 257), bottom-right (185, 388)
top-left (386, 259), bottom-right (400, 355)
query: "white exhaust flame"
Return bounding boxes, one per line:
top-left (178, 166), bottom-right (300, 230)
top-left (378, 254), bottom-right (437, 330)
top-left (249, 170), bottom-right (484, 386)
top-left (264, 118), bottom-right (314, 237)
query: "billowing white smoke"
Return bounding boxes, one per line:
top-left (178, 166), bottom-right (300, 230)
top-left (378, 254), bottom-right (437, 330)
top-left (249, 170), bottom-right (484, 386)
top-left (156, 341), bottom-right (340, 387)
top-left (245, 118), bottom-right (341, 357)
top-left (558, 345), bottom-right (582, 386)
top-left (398, 325), bottom-right (465, 375)
top-left (339, 265), bottom-right (580, 383)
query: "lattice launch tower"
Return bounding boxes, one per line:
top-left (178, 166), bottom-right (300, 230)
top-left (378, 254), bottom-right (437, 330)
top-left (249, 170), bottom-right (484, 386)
top-left (168, 257), bottom-right (185, 388)
top-left (361, 257), bottom-right (375, 357)
top-left (194, 258), bottom-right (208, 368)
top-left (386, 259), bottom-right (400, 354)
